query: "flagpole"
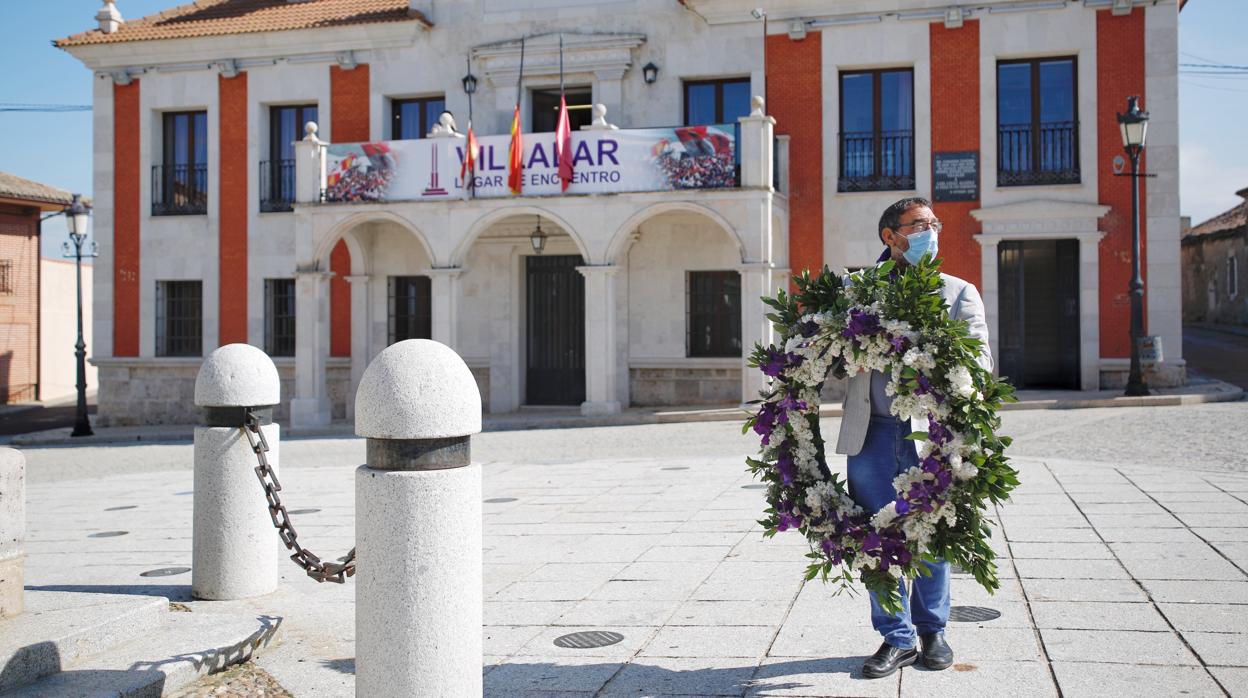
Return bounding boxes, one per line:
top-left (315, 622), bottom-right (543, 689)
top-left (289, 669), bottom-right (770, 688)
top-left (516, 36), bottom-right (525, 116)
top-left (559, 33), bottom-right (564, 95)
top-left (466, 54), bottom-right (474, 200)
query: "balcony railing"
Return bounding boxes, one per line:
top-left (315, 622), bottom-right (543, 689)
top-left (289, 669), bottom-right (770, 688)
top-left (998, 121), bottom-right (1080, 186)
top-left (151, 163), bottom-right (207, 216)
top-left (260, 159), bottom-right (296, 212)
top-left (838, 130), bottom-right (916, 193)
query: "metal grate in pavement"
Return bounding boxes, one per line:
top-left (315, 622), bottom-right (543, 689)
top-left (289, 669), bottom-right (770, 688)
top-left (949, 605), bottom-right (1001, 622)
top-left (485, 497), bottom-right (518, 503)
top-left (88, 531), bottom-right (128, 538)
top-left (141, 566), bottom-right (191, 577)
top-left (553, 631), bottom-right (624, 649)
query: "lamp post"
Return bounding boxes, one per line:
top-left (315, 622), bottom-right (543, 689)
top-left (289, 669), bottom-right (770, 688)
top-left (1117, 96), bottom-right (1150, 397)
top-left (61, 194), bottom-right (98, 436)
top-left (529, 216), bottom-right (547, 255)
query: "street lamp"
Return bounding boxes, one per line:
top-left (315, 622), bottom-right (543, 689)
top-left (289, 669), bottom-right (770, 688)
top-left (1117, 95), bottom-right (1150, 397)
top-left (642, 62), bottom-right (659, 85)
top-left (461, 71), bottom-right (478, 95)
top-left (529, 216), bottom-right (547, 255)
top-left (61, 193), bottom-right (98, 436)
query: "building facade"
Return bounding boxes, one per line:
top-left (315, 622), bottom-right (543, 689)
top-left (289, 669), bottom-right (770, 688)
top-left (58, 0), bottom-right (1184, 427)
top-left (1182, 188), bottom-right (1248, 326)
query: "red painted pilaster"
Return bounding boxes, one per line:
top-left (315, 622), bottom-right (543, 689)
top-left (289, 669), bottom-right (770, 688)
top-left (113, 80), bottom-right (140, 357)
top-left (929, 20), bottom-right (982, 288)
top-left (765, 33), bottom-right (823, 284)
top-left (218, 72), bottom-right (249, 346)
top-left (329, 64), bottom-right (370, 357)
top-left (1097, 8), bottom-right (1147, 358)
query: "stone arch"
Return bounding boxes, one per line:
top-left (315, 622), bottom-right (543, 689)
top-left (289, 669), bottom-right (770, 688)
top-left (605, 201), bottom-right (747, 265)
top-left (314, 210), bottom-right (436, 273)
top-left (451, 205), bottom-right (590, 267)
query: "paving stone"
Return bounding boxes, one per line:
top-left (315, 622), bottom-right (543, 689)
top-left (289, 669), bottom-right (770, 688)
top-left (1140, 579), bottom-right (1248, 604)
top-left (525, 563), bottom-right (629, 582)
top-left (599, 656), bottom-right (759, 696)
top-left (1195, 528), bottom-right (1248, 542)
top-left (768, 623), bottom-right (885, 658)
top-left (1051, 662), bottom-right (1224, 698)
top-left (556, 599), bottom-right (682, 627)
top-left (485, 625), bottom-right (547, 657)
top-left (997, 515), bottom-right (1091, 529)
top-left (938, 626), bottom-right (1044, 662)
top-left (1158, 603), bottom-right (1248, 632)
top-left (639, 625), bottom-right (778, 659)
top-left (899, 659), bottom-right (1056, 697)
top-left (1211, 667), bottom-right (1248, 697)
top-left (1084, 513), bottom-right (1185, 529)
top-left (1176, 512), bottom-right (1248, 528)
top-left (590, 578), bottom-right (703, 601)
top-left (1041, 629), bottom-right (1198, 665)
top-left (1004, 528), bottom-right (1102, 543)
top-left (746, 656), bottom-right (899, 697)
top-left (669, 600), bottom-right (795, 627)
top-left (613, 561), bottom-right (720, 581)
top-left (1013, 558), bottom-right (1130, 579)
top-left (1108, 541), bottom-right (1226, 561)
top-left (638, 545), bottom-right (736, 562)
top-left (485, 601), bottom-right (571, 626)
top-left (1096, 527), bottom-right (1205, 543)
top-left (1029, 601), bottom-right (1170, 631)
top-left (485, 656), bottom-right (623, 695)
top-left (1119, 555), bottom-right (1246, 581)
top-left (1184, 632), bottom-right (1248, 667)
top-left (691, 578), bottom-right (805, 602)
top-left (1021, 578), bottom-right (1147, 602)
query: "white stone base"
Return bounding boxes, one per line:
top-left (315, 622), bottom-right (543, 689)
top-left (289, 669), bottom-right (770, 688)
top-left (289, 396), bottom-right (332, 430)
top-left (1099, 359), bottom-right (1187, 390)
top-left (581, 400), bottom-right (622, 416)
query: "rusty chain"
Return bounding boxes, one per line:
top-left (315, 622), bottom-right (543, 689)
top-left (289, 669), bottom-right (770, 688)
top-left (242, 407), bottom-right (356, 583)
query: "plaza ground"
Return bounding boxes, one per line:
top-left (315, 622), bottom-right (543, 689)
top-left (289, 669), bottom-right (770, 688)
top-left (10, 400), bottom-right (1248, 696)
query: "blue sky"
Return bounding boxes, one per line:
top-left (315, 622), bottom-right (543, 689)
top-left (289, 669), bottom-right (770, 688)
top-left (1, 0), bottom-right (1244, 258)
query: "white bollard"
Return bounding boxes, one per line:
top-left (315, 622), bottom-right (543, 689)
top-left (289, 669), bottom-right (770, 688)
top-left (355, 339), bottom-right (483, 698)
top-left (192, 344), bottom-right (281, 600)
top-left (0, 447), bottom-right (25, 619)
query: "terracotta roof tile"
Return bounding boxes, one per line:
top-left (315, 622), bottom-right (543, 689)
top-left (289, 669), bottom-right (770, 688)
top-left (0, 172), bottom-right (76, 208)
top-left (55, 0), bottom-right (429, 48)
top-left (1188, 187), bottom-right (1248, 239)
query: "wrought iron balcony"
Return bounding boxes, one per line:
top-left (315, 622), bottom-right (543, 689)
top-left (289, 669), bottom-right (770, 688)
top-left (151, 163), bottom-right (207, 216)
top-left (998, 121), bottom-right (1080, 186)
top-left (838, 130), bottom-right (916, 193)
top-left (260, 159), bottom-right (296, 212)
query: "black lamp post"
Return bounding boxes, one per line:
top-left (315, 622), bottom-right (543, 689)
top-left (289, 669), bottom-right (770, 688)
top-left (642, 62), bottom-right (659, 85)
top-left (1117, 95), bottom-right (1150, 397)
top-left (61, 193), bottom-right (98, 436)
top-left (530, 216), bottom-right (547, 255)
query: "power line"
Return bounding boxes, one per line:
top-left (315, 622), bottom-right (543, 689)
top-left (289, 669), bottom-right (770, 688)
top-left (0, 103), bottom-right (91, 113)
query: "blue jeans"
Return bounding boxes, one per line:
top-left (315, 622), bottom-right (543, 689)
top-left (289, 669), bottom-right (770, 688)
top-left (847, 415), bottom-right (950, 649)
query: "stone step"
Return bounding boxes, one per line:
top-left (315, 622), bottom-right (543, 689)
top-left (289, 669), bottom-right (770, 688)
top-left (0, 590), bottom-right (168, 693)
top-left (6, 608), bottom-right (283, 697)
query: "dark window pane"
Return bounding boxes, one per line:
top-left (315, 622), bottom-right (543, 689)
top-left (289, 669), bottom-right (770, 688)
top-left (685, 83), bottom-right (717, 125)
top-left (721, 80), bottom-right (751, 123)
top-left (156, 280), bottom-right (202, 357)
top-left (998, 63), bottom-right (1032, 125)
top-left (1038, 59), bottom-right (1075, 122)
top-left (393, 97), bottom-right (445, 140)
top-left (264, 278), bottom-right (296, 356)
top-left (172, 114), bottom-right (190, 166)
top-left (841, 73), bottom-right (874, 132)
top-left (193, 112), bottom-right (207, 166)
top-left (398, 101), bottom-right (421, 139)
top-left (880, 70), bottom-right (912, 132)
top-left (424, 99), bottom-right (446, 137)
top-left (687, 271), bottom-right (741, 357)
top-left (389, 276), bottom-right (433, 344)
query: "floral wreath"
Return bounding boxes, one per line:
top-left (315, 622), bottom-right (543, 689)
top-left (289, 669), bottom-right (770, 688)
top-left (744, 257), bottom-right (1019, 613)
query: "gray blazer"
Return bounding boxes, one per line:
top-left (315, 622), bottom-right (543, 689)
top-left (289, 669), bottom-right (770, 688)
top-left (834, 272), bottom-right (993, 457)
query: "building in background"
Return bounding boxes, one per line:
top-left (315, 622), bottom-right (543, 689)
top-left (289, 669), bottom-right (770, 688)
top-left (57, 0), bottom-right (1184, 427)
top-left (1182, 187), bottom-right (1247, 326)
top-left (0, 172), bottom-right (97, 405)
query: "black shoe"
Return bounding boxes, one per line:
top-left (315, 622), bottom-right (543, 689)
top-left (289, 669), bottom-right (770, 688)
top-left (862, 642), bottom-right (918, 679)
top-left (920, 632), bottom-right (954, 670)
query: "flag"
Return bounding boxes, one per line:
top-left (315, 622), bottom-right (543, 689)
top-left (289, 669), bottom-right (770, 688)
top-left (460, 123), bottom-right (479, 196)
top-left (555, 94), bottom-right (573, 192)
top-left (507, 104), bottom-right (523, 195)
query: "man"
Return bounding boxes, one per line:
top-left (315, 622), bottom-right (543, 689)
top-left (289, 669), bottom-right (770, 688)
top-left (835, 196), bottom-right (993, 679)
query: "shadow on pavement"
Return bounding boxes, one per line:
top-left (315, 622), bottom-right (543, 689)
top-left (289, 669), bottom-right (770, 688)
top-left (26, 584), bottom-right (194, 602)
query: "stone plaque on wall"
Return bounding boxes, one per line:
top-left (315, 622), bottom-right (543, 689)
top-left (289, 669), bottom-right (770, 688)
top-left (933, 151), bottom-right (979, 202)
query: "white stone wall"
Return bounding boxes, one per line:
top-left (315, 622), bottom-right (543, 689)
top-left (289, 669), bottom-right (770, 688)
top-left (38, 260), bottom-right (97, 402)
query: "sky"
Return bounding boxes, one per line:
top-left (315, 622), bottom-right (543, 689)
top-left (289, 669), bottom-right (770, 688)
top-left (0, 0), bottom-right (1244, 258)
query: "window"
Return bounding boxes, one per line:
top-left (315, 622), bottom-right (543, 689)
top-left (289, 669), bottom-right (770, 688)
top-left (838, 68), bottom-right (915, 192)
top-left (262, 104), bottom-right (317, 212)
top-left (1230, 255), bottom-right (1240, 299)
top-left (532, 87), bottom-right (592, 132)
top-left (687, 271), bottom-right (742, 357)
top-left (388, 275), bottom-right (432, 344)
top-left (153, 111), bottom-right (208, 215)
top-left (684, 78), bottom-right (751, 125)
top-left (392, 97), bottom-right (446, 140)
top-left (264, 278), bottom-right (296, 357)
top-left (0, 260), bottom-right (11, 295)
top-left (997, 57), bottom-right (1079, 186)
top-left (155, 280), bottom-right (202, 357)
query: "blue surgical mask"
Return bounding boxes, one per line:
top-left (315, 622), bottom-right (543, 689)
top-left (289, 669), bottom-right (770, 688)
top-left (902, 229), bottom-right (939, 265)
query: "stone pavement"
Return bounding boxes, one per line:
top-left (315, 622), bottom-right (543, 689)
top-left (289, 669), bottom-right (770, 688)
top-left (13, 405), bottom-right (1248, 697)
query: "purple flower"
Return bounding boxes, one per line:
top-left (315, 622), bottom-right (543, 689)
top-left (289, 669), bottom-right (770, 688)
top-left (800, 320), bottom-right (819, 338)
top-left (894, 498), bottom-right (911, 516)
top-left (916, 374), bottom-right (933, 395)
top-left (888, 334), bottom-right (910, 354)
top-left (841, 309), bottom-right (881, 339)
top-left (928, 417), bottom-right (953, 446)
top-left (761, 348), bottom-right (804, 378)
top-left (776, 452), bottom-right (797, 486)
top-left (777, 391), bottom-right (808, 415)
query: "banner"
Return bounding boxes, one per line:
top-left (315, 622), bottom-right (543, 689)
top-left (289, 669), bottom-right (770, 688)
top-left (324, 125), bottom-right (737, 202)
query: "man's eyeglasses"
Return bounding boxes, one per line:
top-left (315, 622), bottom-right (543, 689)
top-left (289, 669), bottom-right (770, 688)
top-left (897, 220), bottom-right (942, 234)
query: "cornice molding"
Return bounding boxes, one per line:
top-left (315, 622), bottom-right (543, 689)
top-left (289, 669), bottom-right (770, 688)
top-left (472, 32), bottom-right (645, 86)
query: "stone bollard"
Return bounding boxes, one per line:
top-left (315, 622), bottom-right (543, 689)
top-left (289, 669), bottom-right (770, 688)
top-left (355, 339), bottom-right (483, 698)
top-left (192, 344), bottom-right (281, 600)
top-left (0, 447), bottom-right (25, 619)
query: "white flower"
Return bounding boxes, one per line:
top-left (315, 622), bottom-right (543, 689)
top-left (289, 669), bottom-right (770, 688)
top-left (871, 501), bottom-right (899, 529)
top-left (948, 365), bottom-right (975, 398)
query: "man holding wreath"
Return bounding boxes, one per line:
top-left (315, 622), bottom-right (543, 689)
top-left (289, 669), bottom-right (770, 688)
top-left (835, 196), bottom-right (994, 678)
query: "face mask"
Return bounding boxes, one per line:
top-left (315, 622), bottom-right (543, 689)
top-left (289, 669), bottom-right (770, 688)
top-left (902, 228), bottom-right (938, 265)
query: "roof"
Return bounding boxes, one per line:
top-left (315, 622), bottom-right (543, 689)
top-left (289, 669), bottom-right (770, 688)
top-left (0, 172), bottom-right (77, 210)
top-left (55, 0), bottom-right (430, 48)
top-left (1186, 187), bottom-right (1248, 242)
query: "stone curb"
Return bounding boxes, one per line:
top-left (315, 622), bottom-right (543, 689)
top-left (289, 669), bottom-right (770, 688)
top-left (7, 379), bottom-right (1241, 447)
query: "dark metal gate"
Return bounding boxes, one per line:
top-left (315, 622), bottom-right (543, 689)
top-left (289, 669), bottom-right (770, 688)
top-left (526, 255), bottom-right (586, 405)
top-left (998, 239), bottom-right (1080, 389)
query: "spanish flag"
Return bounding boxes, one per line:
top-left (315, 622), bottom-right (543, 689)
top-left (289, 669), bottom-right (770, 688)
top-left (507, 105), bottom-right (523, 195)
top-left (460, 123), bottom-right (480, 197)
